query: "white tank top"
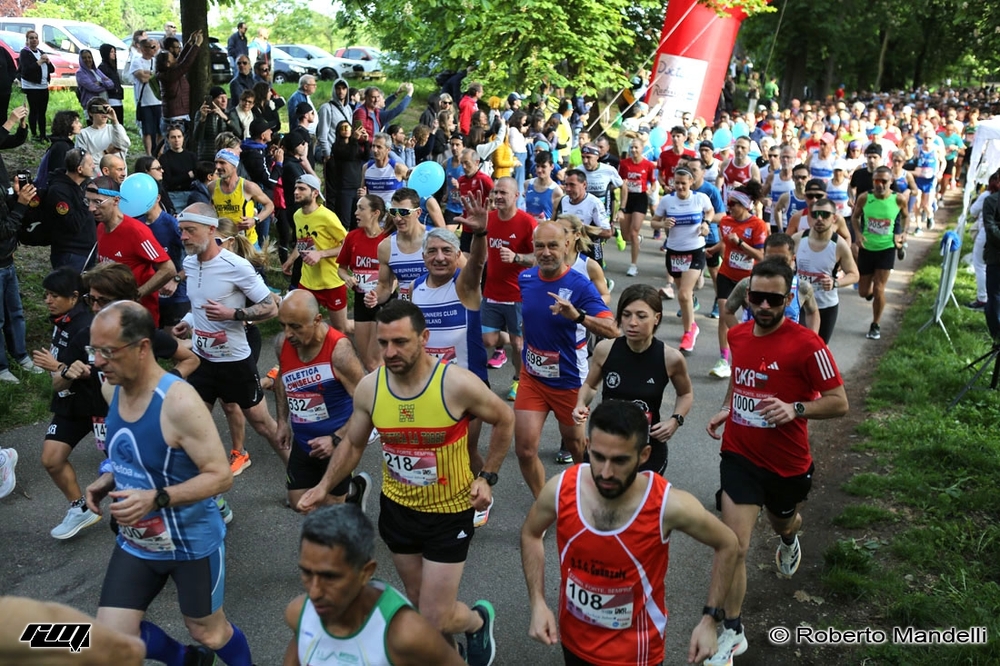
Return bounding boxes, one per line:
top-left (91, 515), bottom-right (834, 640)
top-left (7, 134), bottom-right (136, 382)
top-left (365, 159), bottom-right (402, 205)
top-left (297, 581), bottom-right (410, 666)
top-left (796, 234), bottom-right (840, 308)
top-left (809, 155), bottom-right (836, 182)
top-left (769, 173), bottom-right (795, 206)
top-left (826, 179), bottom-right (850, 218)
top-left (570, 253), bottom-right (589, 276)
top-left (387, 234), bottom-right (426, 301)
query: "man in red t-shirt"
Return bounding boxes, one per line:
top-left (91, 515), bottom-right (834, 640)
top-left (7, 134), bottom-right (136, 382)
top-left (458, 82), bottom-right (483, 135)
top-left (657, 125), bottom-right (697, 192)
top-left (88, 176), bottom-right (175, 326)
top-left (481, 177), bottom-right (537, 400)
top-left (705, 258), bottom-right (847, 666)
top-left (457, 148), bottom-right (494, 253)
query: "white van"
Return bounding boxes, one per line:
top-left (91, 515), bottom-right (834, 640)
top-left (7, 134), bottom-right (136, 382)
top-left (0, 17), bottom-right (127, 71)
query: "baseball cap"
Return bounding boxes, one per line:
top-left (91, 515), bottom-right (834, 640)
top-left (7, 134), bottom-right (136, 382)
top-left (821, 132), bottom-right (835, 144)
top-left (249, 117), bottom-right (272, 138)
top-left (833, 159), bottom-right (848, 171)
top-left (295, 102), bottom-right (313, 118)
top-left (638, 125), bottom-right (651, 134)
top-left (804, 178), bottom-right (827, 192)
top-left (535, 141), bottom-right (551, 151)
top-left (296, 174), bottom-right (325, 201)
top-left (699, 140), bottom-right (714, 151)
top-left (507, 92), bottom-right (522, 105)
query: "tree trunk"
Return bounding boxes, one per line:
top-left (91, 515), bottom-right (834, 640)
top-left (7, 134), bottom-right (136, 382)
top-left (874, 27), bottom-right (890, 91)
top-left (823, 54), bottom-right (836, 100)
top-left (180, 0), bottom-right (210, 120)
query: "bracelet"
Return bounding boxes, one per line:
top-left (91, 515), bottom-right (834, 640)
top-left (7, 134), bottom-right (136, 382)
top-left (60, 365), bottom-right (70, 378)
top-left (473, 230), bottom-right (488, 238)
top-left (720, 406), bottom-right (731, 412)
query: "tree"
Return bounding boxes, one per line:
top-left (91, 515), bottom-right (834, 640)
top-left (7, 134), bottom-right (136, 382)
top-left (180, 0), bottom-right (210, 120)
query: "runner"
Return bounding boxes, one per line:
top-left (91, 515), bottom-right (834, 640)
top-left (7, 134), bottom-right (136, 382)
top-left (85, 301), bottom-right (252, 665)
top-left (705, 259), bottom-right (848, 666)
top-left (515, 221), bottom-right (617, 494)
top-left (338, 194), bottom-right (390, 371)
top-left (365, 188), bottom-right (429, 306)
top-left (762, 144), bottom-right (796, 232)
top-left (572, 284), bottom-right (693, 475)
top-left (282, 504), bottom-right (465, 666)
top-left (209, 149), bottom-right (273, 249)
top-left (523, 151), bottom-right (563, 221)
top-left (274, 290), bottom-right (370, 512)
top-left (716, 136), bottom-right (760, 201)
top-left (774, 164), bottom-right (810, 234)
top-left (556, 169), bottom-right (612, 276)
top-left (297, 299), bottom-right (512, 666)
top-left (522, 399), bottom-right (738, 666)
top-left (616, 138), bottom-right (657, 277)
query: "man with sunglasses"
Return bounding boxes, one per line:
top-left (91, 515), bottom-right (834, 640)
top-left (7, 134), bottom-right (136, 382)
top-left (366, 188), bottom-right (429, 306)
top-left (775, 164), bottom-right (810, 234)
top-left (705, 258), bottom-right (848, 666)
top-left (762, 145), bottom-right (796, 233)
top-left (127, 38), bottom-right (161, 156)
top-left (852, 166), bottom-right (909, 341)
top-left (228, 56), bottom-right (255, 109)
top-left (44, 147), bottom-right (97, 272)
top-left (91, 176), bottom-right (176, 327)
top-left (85, 300), bottom-right (255, 666)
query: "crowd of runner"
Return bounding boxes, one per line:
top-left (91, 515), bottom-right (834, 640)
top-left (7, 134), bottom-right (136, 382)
top-left (0, 19), bottom-right (995, 665)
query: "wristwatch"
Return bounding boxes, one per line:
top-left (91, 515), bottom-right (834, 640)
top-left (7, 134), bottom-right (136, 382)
top-left (172, 275), bottom-right (183, 283)
top-left (478, 471), bottom-right (498, 486)
top-left (252, 215), bottom-right (260, 224)
top-left (154, 488), bottom-right (171, 509)
top-left (670, 413), bottom-right (685, 426)
top-left (793, 402), bottom-right (806, 418)
top-left (703, 606), bottom-right (725, 623)
top-left (574, 310), bottom-right (586, 324)
top-left (233, 308), bottom-right (245, 321)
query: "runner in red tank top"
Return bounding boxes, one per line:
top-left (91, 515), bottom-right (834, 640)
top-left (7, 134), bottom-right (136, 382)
top-left (715, 136), bottom-right (760, 201)
top-left (522, 400), bottom-right (738, 666)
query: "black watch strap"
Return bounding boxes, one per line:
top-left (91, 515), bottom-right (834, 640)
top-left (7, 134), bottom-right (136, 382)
top-left (478, 471), bottom-right (498, 486)
top-left (574, 310), bottom-right (586, 324)
top-left (703, 605), bottom-right (725, 623)
top-left (671, 413), bottom-right (684, 426)
top-left (154, 488), bottom-right (171, 509)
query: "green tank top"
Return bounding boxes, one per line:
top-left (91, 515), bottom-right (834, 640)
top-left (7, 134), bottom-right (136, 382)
top-left (861, 193), bottom-right (899, 252)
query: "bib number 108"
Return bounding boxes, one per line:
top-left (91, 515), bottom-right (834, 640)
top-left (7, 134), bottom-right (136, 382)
top-left (567, 580), bottom-right (604, 611)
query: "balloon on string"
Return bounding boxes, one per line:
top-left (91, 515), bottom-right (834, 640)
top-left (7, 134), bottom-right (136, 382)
top-left (732, 120), bottom-right (750, 138)
top-left (648, 126), bottom-right (667, 150)
top-left (712, 128), bottom-right (733, 151)
top-left (408, 161), bottom-right (445, 199)
top-left (118, 173), bottom-right (159, 218)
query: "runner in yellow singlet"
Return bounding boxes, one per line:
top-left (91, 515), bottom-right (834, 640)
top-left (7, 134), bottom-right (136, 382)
top-left (208, 149), bottom-right (274, 247)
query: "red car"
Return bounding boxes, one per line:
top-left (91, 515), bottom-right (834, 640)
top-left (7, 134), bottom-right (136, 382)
top-left (0, 30), bottom-right (80, 87)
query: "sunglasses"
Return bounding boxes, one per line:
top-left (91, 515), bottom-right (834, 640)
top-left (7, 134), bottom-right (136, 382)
top-left (82, 293), bottom-right (112, 307)
top-left (388, 207), bottom-right (419, 217)
top-left (259, 68), bottom-right (270, 73)
top-left (747, 291), bottom-right (788, 307)
top-left (873, 179), bottom-right (892, 184)
top-left (440, 101), bottom-right (452, 106)
top-left (85, 339), bottom-right (142, 360)
top-left (805, 192), bottom-right (824, 199)
top-left (793, 175), bottom-right (808, 180)
top-left (810, 209), bottom-right (833, 219)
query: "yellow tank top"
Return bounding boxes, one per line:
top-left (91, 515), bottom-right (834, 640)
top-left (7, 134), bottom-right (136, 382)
top-left (212, 177), bottom-right (257, 245)
top-left (371, 362), bottom-right (473, 514)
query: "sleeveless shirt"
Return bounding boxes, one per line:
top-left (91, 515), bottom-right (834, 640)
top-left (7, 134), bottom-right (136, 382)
top-left (796, 235), bottom-right (840, 308)
top-left (387, 234), bottom-right (427, 301)
top-left (212, 177), bottom-right (258, 245)
top-left (410, 270), bottom-right (488, 381)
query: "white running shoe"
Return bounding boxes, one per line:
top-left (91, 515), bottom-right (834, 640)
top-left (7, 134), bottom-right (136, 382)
top-left (709, 358), bottom-right (731, 378)
top-left (51, 505), bottom-right (101, 539)
top-left (776, 534), bottom-right (802, 575)
top-left (0, 448), bottom-right (18, 499)
top-left (0, 369), bottom-right (19, 384)
top-left (473, 498), bottom-right (495, 529)
top-left (626, 264), bottom-right (638, 277)
top-left (705, 627), bottom-right (748, 666)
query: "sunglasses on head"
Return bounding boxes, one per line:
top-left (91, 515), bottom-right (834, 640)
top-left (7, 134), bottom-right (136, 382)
top-left (388, 207), bottom-right (418, 217)
top-left (810, 209), bottom-right (833, 219)
top-left (747, 290), bottom-right (788, 307)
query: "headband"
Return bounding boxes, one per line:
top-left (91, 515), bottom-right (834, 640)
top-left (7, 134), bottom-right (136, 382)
top-left (728, 191), bottom-right (752, 210)
top-left (176, 211), bottom-right (219, 228)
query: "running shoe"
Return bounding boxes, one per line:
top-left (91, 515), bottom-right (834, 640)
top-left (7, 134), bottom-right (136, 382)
top-left (229, 450), bottom-right (251, 476)
top-left (16, 356), bottom-right (43, 374)
top-left (465, 600), bottom-right (497, 666)
top-left (555, 447), bottom-right (574, 464)
top-left (926, 216), bottom-right (934, 230)
top-left (183, 644), bottom-right (218, 665)
top-left (260, 366), bottom-right (278, 391)
top-left (473, 497), bottom-right (495, 529)
top-left (0, 369), bottom-right (19, 384)
top-left (913, 225), bottom-right (923, 236)
top-left (507, 380), bottom-right (519, 402)
top-left (660, 284), bottom-right (675, 300)
top-left (367, 428), bottom-right (381, 445)
top-left (606, 277), bottom-right (615, 292)
top-left (486, 349), bottom-right (507, 369)
top-left (897, 242), bottom-right (907, 261)
top-left (705, 627), bottom-right (748, 666)
top-left (776, 534), bottom-right (802, 575)
top-left (215, 496), bottom-right (233, 525)
top-left (708, 302), bottom-right (719, 319)
top-left (614, 227), bottom-right (627, 251)
top-left (347, 472), bottom-right (372, 513)
top-left (677, 297), bottom-right (700, 317)
top-left (866, 323), bottom-right (881, 340)
top-left (709, 358), bottom-right (731, 379)
top-left (51, 505), bottom-right (101, 539)
top-left (679, 323), bottom-right (700, 355)
top-left (626, 264), bottom-right (638, 277)
top-left (966, 300), bottom-right (987, 310)
top-left (0, 448), bottom-right (17, 499)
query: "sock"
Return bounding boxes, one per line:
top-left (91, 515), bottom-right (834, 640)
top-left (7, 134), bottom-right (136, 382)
top-left (140, 621), bottom-right (186, 666)
top-left (721, 348), bottom-right (731, 362)
top-left (781, 534), bottom-right (796, 545)
top-left (723, 616), bottom-right (743, 634)
top-left (214, 622), bottom-right (253, 666)
top-left (71, 497), bottom-right (87, 510)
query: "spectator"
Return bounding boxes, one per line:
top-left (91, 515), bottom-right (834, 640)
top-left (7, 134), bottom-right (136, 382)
top-left (0, 35), bottom-right (14, 119)
top-left (162, 20), bottom-right (178, 44)
top-left (35, 111), bottom-right (81, 190)
top-left (226, 21), bottom-right (249, 73)
top-left (229, 55), bottom-right (255, 106)
top-left (186, 160), bottom-right (216, 207)
top-left (127, 38), bottom-right (162, 155)
top-left (75, 98), bottom-right (130, 160)
top-left (191, 86), bottom-right (237, 161)
top-left (156, 31), bottom-right (203, 137)
top-left (413, 124), bottom-right (437, 165)
top-left (123, 29), bottom-right (146, 83)
top-left (252, 81), bottom-right (283, 133)
top-left (97, 44), bottom-right (125, 125)
top-left (76, 50), bottom-right (115, 118)
top-left (352, 83), bottom-right (413, 138)
top-left (419, 92), bottom-right (443, 127)
top-left (316, 78), bottom-right (352, 163)
top-left (287, 75), bottom-right (318, 136)
top-left (241, 118), bottom-right (281, 204)
top-left (280, 131), bottom-right (313, 264)
top-left (289, 102), bottom-right (317, 167)
top-left (134, 154), bottom-right (175, 216)
top-left (327, 120), bottom-right (369, 231)
top-left (459, 81), bottom-right (483, 134)
top-left (228, 89), bottom-right (255, 140)
top-left (45, 148), bottom-right (97, 273)
top-left (248, 27), bottom-right (271, 65)
top-left (18, 30), bottom-right (54, 141)
top-left (98, 154), bottom-right (126, 185)
top-left (160, 125), bottom-right (198, 210)
top-left (387, 123), bottom-right (414, 168)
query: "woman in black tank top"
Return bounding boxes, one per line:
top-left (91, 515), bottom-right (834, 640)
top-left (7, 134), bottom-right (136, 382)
top-left (572, 284), bottom-right (693, 474)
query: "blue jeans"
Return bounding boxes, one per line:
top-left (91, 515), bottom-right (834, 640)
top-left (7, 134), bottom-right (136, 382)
top-left (51, 250), bottom-right (94, 274)
top-left (513, 151), bottom-right (527, 207)
top-left (0, 263), bottom-right (27, 371)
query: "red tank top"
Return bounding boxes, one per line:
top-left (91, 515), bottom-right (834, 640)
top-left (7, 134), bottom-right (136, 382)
top-left (557, 465), bottom-right (671, 666)
top-left (722, 159), bottom-right (753, 190)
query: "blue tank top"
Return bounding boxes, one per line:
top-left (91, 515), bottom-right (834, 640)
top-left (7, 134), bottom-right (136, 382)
top-left (410, 270), bottom-right (488, 381)
top-left (106, 373), bottom-right (225, 560)
top-left (786, 193), bottom-right (808, 221)
top-left (524, 178), bottom-right (556, 219)
top-left (894, 173), bottom-right (909, 192)
top-left (916, 148), bottom-right (938, 179)
top-left (445, 159), bottom-right (465, 214)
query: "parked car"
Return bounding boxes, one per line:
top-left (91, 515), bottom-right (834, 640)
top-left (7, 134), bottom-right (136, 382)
top-left (333, 45), bottom-right (384, 80)
top-left (274, 44), bottom-right (343, 81)
top-left (0, 18), bottom-right (126, 72)
top-left (0, 30), bottom-right (79, 88)
top-left (269, 46), bottom-right (316, 85)
top-left (137, 31), bottom-right (231, 84)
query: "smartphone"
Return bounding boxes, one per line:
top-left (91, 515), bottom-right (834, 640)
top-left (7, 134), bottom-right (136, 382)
top-left (353, 121), bottom-right (364, 131)
top-left (205, 94), bottom-right (214, 106)
top-left (15, 169), bottom-right (31, 187)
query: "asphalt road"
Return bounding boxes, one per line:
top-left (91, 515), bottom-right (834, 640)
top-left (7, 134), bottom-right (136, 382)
top-left (0, 219), bottom-right (936, 665)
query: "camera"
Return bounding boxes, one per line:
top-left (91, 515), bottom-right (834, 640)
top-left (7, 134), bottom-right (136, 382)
top-left (15, 169), bottom-right (31, 187)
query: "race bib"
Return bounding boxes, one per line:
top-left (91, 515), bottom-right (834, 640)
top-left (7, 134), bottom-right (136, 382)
top-left (728, 250), bottom-right (753, 272)
top-left (426, 346), bottom-right (457, 364)
top-left (398, 284), bottom-right (412, 301)
top-left (194, 329), bottom-right (232, 358)
top-left (670, 253), bottom-right (693, 273)
top-left (296, 236), bottom-right (315, 253)
top-left (565, 573), bottom-right (634, 630)
top-left (287, 392), bottom-right (330, 424)
top-left (92, 417), bottom-right (106, 452)
top-left (917, 166), bottom-right (935, 179)
top-left (525, 344), bottom-right (560, 379)
top-left (382, 444), bottom-right (438, 486)
top-left (120, 515), bottom-right (176, 552)
top-left (355, 271), bottom-right (378, 293)
top-left (731, 392), bottom-right (774, 429)
top-left (866, 218), bottom-right (892, 235)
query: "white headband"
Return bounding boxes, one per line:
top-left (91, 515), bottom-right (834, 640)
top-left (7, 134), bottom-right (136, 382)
top-left (176, 212), bottom-right (219, 228)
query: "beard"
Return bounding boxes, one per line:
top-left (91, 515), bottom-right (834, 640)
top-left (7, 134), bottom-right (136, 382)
top-left (752, 307), bottom-right (784, 331)
top-left (591, 463), bottom-right (640, 499)
top-left (184, 238), bottom-right (211, 255)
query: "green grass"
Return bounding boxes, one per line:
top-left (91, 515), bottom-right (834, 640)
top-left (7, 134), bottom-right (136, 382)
top-left (825, 223), bottom-right (1000, 665)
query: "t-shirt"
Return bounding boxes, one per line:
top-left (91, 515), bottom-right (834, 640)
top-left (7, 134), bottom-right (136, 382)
top-left (657, 147), bottom-right (696, 184)
top-left (484, 209), bottom-right (537, 303)
top-left (655, 191), bottom-right (712, 252)
top-left (293, 205), bottom-right (348, 290)
top-left (338, 228), bottom-right (386, 293)
top-left (582, 164), bottom-right (623, 218)
top-left (718, 215), bottom-right (769, 282)
top-left (722, 319), bottom-right (843, 476)
top-left (618, 158), bottom-right (657, 194)
top-left (458, 171), bottom-right (494, 213)
top-left (518, 266), bottom-right (612, 389)
top-left (97, 216), bottom-right (169, 326)
top-left (127, 56), bottom-right (159, 107)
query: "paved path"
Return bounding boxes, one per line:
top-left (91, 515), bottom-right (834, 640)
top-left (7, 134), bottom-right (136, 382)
top-left (0, 214), bottom-right (944, 664)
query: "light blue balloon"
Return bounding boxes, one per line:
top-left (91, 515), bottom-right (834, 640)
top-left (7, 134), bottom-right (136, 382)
top-left (119, 173), bottom-right (159, 218)
top-left (713, 128), bottom-right (733, 150)
top-left (408, 161), bottom-right (446, 199)
top-left (648, 126), bottom-right (667, 150)
top-left (733, 120), bottom-right (750, 138)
